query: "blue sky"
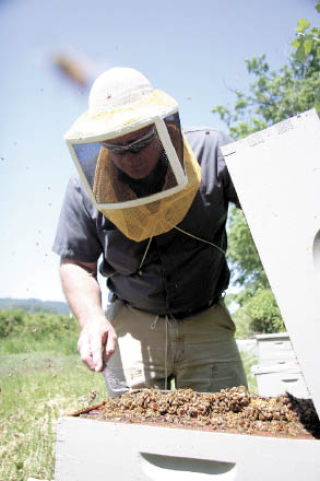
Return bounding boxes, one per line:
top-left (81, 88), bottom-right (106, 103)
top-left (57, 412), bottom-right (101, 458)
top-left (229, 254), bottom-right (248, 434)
top-left (0, 0), bottom-right (318, 302)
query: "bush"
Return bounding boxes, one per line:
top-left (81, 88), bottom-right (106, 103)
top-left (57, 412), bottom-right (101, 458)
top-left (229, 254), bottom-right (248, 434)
top-left (0, 309), bottom-right (80, 354)
top-left (0, 309), bottom-right (25, 337)
top-left (232, 309), bottom-right (255, 339)
top-left (233, 289), bottom-right (285, 337)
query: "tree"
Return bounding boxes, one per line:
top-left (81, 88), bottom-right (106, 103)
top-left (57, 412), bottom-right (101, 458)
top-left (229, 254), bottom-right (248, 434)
top-left (213, 4), bottom-right (320, 335)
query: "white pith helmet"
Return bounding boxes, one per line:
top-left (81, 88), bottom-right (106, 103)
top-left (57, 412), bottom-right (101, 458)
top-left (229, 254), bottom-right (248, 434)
top-left (65, 67), bottom-right (178, 141)
top-left (88, 67), bottom-right (153, 115)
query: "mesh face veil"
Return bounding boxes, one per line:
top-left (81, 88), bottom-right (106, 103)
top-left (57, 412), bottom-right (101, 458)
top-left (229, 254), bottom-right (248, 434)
top-left (65, 67), bottom-right (201, 241)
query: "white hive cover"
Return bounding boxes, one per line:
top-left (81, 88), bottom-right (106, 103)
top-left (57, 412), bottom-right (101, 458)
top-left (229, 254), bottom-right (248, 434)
top-left (222, 109), bottom-right (320, 418)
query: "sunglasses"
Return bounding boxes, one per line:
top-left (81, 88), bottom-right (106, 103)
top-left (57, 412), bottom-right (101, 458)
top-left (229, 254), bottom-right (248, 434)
top-left (101, 127), bottom-right (156, 155)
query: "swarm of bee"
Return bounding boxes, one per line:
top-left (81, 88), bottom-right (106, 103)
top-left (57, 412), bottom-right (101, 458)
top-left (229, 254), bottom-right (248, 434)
top-left (78, 386), bottom-right (320, 439)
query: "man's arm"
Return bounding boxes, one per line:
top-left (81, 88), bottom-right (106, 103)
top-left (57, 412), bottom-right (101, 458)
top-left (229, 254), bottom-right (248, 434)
top-left (60, 258), bottom-right (117, 372)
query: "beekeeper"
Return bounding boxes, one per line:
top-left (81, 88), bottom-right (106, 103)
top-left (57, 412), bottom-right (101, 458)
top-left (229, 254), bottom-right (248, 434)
top-left (53, 67), bottom-right (248, 394)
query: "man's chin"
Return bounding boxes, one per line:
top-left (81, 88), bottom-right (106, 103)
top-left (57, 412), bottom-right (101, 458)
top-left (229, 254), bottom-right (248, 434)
top-left (125, 167), bottom-right (154, 180)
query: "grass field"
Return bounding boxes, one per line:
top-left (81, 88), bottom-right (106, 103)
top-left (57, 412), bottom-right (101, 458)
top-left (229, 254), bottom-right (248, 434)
top-left (0, 352), bottom-right (106, 481)
top-left (0, 310), bottom-right (257, 481)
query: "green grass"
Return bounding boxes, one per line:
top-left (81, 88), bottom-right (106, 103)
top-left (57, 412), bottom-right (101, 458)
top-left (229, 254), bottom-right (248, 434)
top-left (239, 350), bottom-right (258, 395)
top-left (0, 352), bottom-right (106, 481)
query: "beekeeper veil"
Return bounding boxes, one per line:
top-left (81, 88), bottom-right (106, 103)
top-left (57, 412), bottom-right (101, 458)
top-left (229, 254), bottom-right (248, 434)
top-left (65, 67), bottom-right (201, 242)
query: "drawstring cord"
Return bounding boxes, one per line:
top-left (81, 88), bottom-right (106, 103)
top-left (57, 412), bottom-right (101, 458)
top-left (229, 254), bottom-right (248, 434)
top-left (150, 313), bottom-right (169, 391)
top-left (150, 315), bottom-right (159, 330)
top-left (139, 223), bottom-right (225, 275)
top-left (164, 315), bottom-right (168, 390)
top-left (173, 225), bottom-right (226, 255)
top-left (138, 236), bottom-right (153, 271)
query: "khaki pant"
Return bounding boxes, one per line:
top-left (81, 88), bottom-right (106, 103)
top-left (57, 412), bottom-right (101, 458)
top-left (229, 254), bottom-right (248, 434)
top-left (106, 299), bottom-right (247, 394)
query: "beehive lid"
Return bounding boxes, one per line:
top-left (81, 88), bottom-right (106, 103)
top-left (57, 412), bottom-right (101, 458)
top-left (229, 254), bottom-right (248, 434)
top-left (222, 109), bottom-right (320, 418)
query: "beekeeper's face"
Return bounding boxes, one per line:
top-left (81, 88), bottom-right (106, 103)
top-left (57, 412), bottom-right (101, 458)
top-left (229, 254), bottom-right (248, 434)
top-left (69, 112), bottom-right (186, 209)
top-left (101, 126), bottom-right (163, 179)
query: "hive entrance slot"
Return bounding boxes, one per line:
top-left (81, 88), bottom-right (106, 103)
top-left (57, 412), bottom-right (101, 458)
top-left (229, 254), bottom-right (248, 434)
top-left (313, 229), bottom-right (320, 271)
top-left (140, 452), bottom-right (237, 480)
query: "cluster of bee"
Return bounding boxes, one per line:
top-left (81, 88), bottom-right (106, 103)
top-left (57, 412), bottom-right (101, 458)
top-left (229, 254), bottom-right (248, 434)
top-left (81, 386), bottom-right (320, 439)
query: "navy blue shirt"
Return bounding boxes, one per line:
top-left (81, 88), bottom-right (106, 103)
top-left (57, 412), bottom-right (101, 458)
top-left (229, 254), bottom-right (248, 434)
top-left (53, 128), bottom-right (239, 317)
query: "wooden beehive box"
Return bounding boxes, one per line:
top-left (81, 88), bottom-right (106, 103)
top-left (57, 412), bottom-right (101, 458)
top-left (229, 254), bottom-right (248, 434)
top-left (56, 415), bottom-right (320, 481)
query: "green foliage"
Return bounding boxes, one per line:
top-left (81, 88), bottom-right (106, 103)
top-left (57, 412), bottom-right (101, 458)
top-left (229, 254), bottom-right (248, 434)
top-left (212, 10), bottom-right (320, 139)
top-left (232, 309), bottom-right (255, 340)
top-left (0, 309), bottom-right (80, 354)
top-left (231, 288), bottom-right (284, 338)
top-left (214, 6), bottom-right (320, 334)
top-left (227, 207), bottom-right (268, 289)
top-left (242, 289), bottom-right (284, 334)
top-left (0, 309), bottom-right (24, 337)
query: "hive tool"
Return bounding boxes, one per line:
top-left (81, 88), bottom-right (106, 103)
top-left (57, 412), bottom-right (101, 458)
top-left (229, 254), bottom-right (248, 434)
top-left (102, 364), bottom-right (130, 398)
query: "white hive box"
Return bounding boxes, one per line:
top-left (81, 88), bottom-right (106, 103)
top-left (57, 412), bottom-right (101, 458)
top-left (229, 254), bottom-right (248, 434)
top-left (256, 333), bottom-right (296, 366)
top-left (55, 417), bottom-right (320, 481)
top-left (252, 361), bottom-right (310, 398)
top-left (252, 332), bottom-right (310, 398)
top-left (55, 110), bottom-right (320, 481)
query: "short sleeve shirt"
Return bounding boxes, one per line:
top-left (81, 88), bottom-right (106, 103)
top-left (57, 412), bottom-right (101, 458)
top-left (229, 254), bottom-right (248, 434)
top-left (53, 128), bottom-right (239, 316)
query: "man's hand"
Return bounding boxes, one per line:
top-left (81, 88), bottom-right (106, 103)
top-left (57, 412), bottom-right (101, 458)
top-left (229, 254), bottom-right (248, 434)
top-left (77, 317), bottom-right (117, 372)
top-left (59, 258), bottom-right (117, 372)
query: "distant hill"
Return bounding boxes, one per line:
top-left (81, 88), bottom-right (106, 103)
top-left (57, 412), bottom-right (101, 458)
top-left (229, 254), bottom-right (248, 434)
top-left (0, 297), bottom-right (70, 315)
